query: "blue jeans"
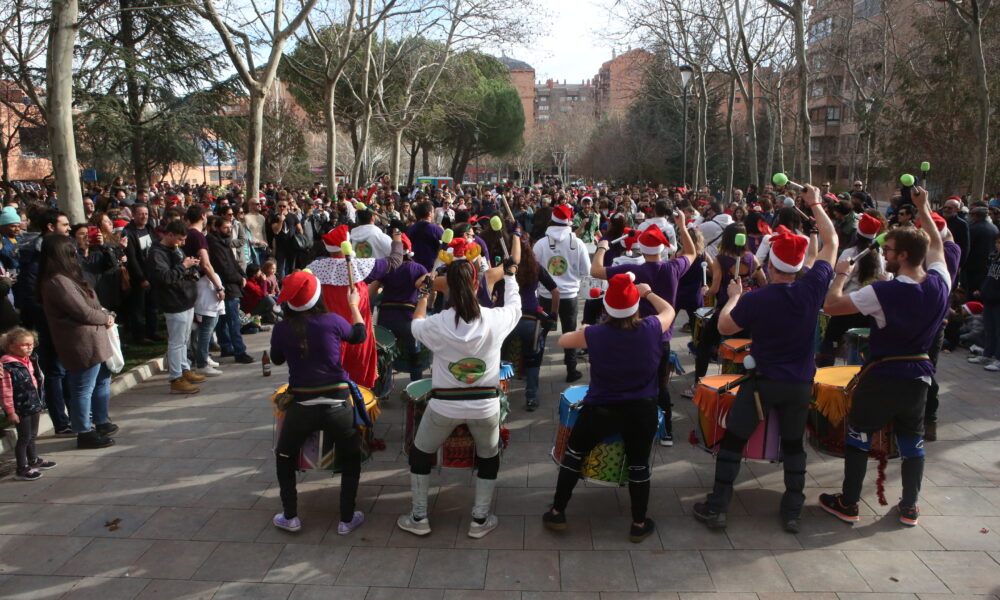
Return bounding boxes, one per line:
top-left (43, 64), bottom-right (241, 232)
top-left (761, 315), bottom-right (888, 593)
top-left (193, 313), bottom-right (219, 368)
top-left (252, 246), bottom-right (269, 266)
top-left (65, 362), bottom-right (111, 434)
top-left (165, 308), bottom-right (194, 380)
top-left (37, 322), bottom-right (70, 429)
top-left (512, 316), bottom-right (548, 402)
top-left (215, 297), bottom-right (246, 356)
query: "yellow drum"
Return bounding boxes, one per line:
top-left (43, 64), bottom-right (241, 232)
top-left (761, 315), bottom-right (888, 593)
top-left (719, 338), bottom-right (751, 374)
top-left (808, 366), bottom-right (897, 458)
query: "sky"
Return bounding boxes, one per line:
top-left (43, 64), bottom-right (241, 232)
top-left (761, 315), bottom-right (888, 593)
top-left (505, 0), bottom-right (627, 85)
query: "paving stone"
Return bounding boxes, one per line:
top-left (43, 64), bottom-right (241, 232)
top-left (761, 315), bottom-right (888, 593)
top-left (701, 550), bottom-right (794, 592)
top-left (263, 544), bottom-right (350, 585)
top-left (191, 541), bottom-right (284, 582)
top-left (286, 584), bottom-right (368, 600)
top-left (629, 550), bottom-right (713, 592)
top-left (192, 508), bottom-right (271, 542)
top-left (409, 548), bottom-right (488, 589)
top-left (55, 537), bottom-right (153, 577)
top-left (130, 506), bottom-right (216, 539)
top-left (920, 516), bottom-right (1000, 551)
top-left (129, 540), bottom-right (218, 579)
top-left (69, 505), bottom-right (159, 538)
top-left (0, 574), bottom-right (81, 599)
top-left (134, 579), bottom-right (221, 600)
top-left (654, 516), bottom-right (733, 550)
top-left (844, 551), bottom-right (949, 593)
top-left (559, 549), bottom-right (637, 592)
top-left (915, 550), bottom-right (1000, 594)
top-left (211, 581), bottom-right (294, 599)
top-left (485, 549), bottom-right (560, 591)
top-left (61, 577), bottom-right (151, 600)
top-left (0, 534), bottom-right (92, 574)
top-left (773, 549), bottom-right (871, 592)
top-left (335, 546), bottom-right (418, 587)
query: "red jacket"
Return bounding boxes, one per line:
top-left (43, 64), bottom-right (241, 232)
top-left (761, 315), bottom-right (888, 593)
top-left (241, 278), bottom-right (267, 313)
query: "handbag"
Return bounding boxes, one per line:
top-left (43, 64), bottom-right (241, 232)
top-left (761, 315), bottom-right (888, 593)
top-left (105, 323), bottom-right (125, 373)
top-left (119, 264), bottom-right (132, 294)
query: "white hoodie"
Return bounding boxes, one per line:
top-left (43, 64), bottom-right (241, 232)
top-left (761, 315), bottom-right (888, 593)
top-left (411, 274), bottom-right (521, 419)
top-left (533, 225), bottom-right (592, 299)
top-left (637, 216), bottom-right (678, 259)
top-left (350, 223), bottom-right (392, 259)
top-left (696, 214), bottom-right (734, 258)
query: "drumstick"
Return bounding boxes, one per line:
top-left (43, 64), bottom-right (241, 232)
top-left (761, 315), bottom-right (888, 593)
top-left (341, 241), bottom-right (356, 286)
top-left (701, 261), bottom-right (708, 287)
top-left (733, 234), bottom-right (746, 282)
top-left (849, 232), bottom-right (888, 265)
top-left (490, 215), bottom-right (509, 259)
top-left (743, 355), bottom-right (765, 421)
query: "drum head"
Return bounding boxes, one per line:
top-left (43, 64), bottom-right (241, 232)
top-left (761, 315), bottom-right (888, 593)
top-left (374, 325), bottom-right (397, 349)
top-left (404, 378), bottom-right (434, 404)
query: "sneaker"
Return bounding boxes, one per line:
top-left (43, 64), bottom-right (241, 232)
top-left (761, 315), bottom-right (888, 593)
top-left (53, 426), bottom-right (74, 437)
top-left (897, 503), bottom-right (919, 527)
top-left (218, 350), bottom-right (233, 358)
top-left (197, 365), bottom-right (223, 377)
top-left (96, 423), bottom-right (119, 436)
top-left (77, 430), bottom-right (114, 449)
top-left (526, 398), bottom-right (539, 412)
top-left (337, 511), bottom-right (365, 535)
top-left (985, 360), bottom-right (1000, 372)
top-left (397, 513), bottom-right (431, 536)
top-left (234, 353), bottom-right (255, 364)
top-left (967, 355), bottom-right (991, 365)
top-left (258, 325), bottom-right (272, 332)
top-left (206, 356), bottom-right (220, 368)
top-left (468, 514), bottom-right (500, 539)
top-left (819, 493), bottom-right (859, 523)
top-left (170, 377), bottom-right (201, 394)
top-left (182, 370), bottom-right (207, 384)
top-left (210, 342), bottom-right (222, 353)
top-left (924, 421), bottom-right (937, 442)
top-left (629, 518), bottom-right (656, 543)
top-left (30, 458), bottom-right (57, 470)
top-left (659, 433), bottom-right (674, 447)
top-left (565, 369), bottom-right (583, 383)
top-left (272, 512), bottom-right (301, 532)
top-left (681, 385), bottom-right (696, 399)
top-left (782, 516), bottom-right (801, 534)
top-left (692, 502), bottom-right (727, 530)
top-left (969, 344), bottom-right (985, 355)
top-left (14, 469), bottom-right (42, 481)
top-left (542, 508), bottom-right (567, 531)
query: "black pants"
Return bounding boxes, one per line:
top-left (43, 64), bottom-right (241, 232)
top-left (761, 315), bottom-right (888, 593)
top-left (126, 285), bottom-right (159, 342)
top-left (541, 295), bottom-right (579, 372)
top-left (695, 313), bottom-right (722, 379)
top-left (657, 341), bottom-right (673, 433)
top-left (553, 398), bottom-right (658, 522)
top-left (705, 378), bottom-right (811, 519)
top-left (14, 412), bottom-right (40, 473)
top-left (925, 325), bottom-right (945, 423)
top-left (582, 298), bottom-right (603, 326)
top-left (275, 402), bottom-right (361, 522)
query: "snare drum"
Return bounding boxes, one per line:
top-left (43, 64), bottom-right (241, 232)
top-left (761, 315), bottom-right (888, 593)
top-left (692, 375), bottom-right (781, 461)
top-left (808, 366), bottom-right (897, 458)
top-left (691, 306), bottom-right (715, 351)
top-left (403, 379), bottom-right (510, 469)
top-left (373, 325), bottom-right (398, 399)
top-left (719, 339), bottom-right (751, 374)
top-left (843, 328), bottom-right (870, 366)
top-left (551, 385), bottom-right (663, 486)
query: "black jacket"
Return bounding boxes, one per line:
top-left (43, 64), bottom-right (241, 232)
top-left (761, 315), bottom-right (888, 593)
top-left (124, 224), bottom-right (155, 285)
top-left (207, 232), bottom-right (244, 300)
top-left (146, 242), bottom-right (197, 313)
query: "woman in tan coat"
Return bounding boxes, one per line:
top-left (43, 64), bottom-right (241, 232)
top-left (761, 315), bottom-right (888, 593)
top-left (38, 235), bottom-right (118, 449)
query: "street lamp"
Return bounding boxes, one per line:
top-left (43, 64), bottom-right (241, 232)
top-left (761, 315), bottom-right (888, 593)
top-left (679, 65), bottom-right (694, 188)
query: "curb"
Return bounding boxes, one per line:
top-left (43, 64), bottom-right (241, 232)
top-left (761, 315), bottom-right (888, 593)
top-left (1, 355), bottom-right (166, 456)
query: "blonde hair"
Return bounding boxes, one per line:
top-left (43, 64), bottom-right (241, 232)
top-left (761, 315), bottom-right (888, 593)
top-left (1, 327), bottom-right (36, 352)
top-left (688, 227), bottom-right (706, 255)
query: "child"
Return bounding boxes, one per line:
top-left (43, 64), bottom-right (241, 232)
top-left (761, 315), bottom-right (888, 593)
top-left (1, 328), bottom-right (56, 481)
top-left (261, 259), bottom-right (280, 297)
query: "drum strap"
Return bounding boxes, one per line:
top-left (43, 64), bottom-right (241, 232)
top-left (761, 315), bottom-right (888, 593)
top-left (431, 387), bottom-right (500, 401)
top-left (847, 354), bottom-right (932, 393)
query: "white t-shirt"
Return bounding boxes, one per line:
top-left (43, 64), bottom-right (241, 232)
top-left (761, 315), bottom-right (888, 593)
top-left (837, 246), bottom-right (886, 295)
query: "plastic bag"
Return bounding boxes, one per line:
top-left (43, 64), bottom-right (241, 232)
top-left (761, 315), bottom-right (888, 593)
top-left (105, 323), bottom-right (125, 374)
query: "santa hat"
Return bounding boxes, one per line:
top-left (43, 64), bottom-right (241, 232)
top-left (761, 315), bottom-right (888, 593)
top-left (447, 237), bottom-right (470, 260)
top-left (322, 225), bottom-right (350, 253)
top-left (636, 227), bottom-right (669, 255)
top-left (857, 213), bottom-right (882, 239)
top-left (113, 219), bottom-right (128, 232)
top-left (551, 204), bottom-right (573, 225)
top-left (276, 271), bottom-right (322, 312)
top-left (622, 228), bottom-right (640, 252)
top-left (945, 196), bottom-right (962, 209)
top-left (917, 212), bottom-right (947, 232)
top-left (963, 301), bottom-right (984, 316)
top-left (757, 220), bottom-right (773, 236)
top-left (768, 229), bottom-right (809, 273)
top-left (603, 273), bottom-right (640, 318)
top-left (400, 233), bottom-right (413, 255)
top-left (588, 286), bottom-right (604, 300)
top-left (581, 196), bottom-right (593, 204)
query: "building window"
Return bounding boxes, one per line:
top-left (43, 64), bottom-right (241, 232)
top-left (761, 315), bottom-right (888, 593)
top-left (536, 114), bottom-right (549, 121)
top-left (735, 97), bottom-right (741, 103)
top-left (810, 139), bottom-right (822, 153)
top-left (538, 96), bottom-right (548, 103)
top-left (17, 126), bottom-right (48, 158)
top-left (826, 107), bottom-right (841, 124)
top-left (538, 104), bottom-right (549, 111)
top-left (811, 84), bottom-right (824, 98)
top-left (808, 17), bottom-right (833, 43)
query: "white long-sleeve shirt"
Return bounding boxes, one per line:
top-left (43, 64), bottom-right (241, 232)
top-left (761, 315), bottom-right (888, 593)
top-left (534, 226), bottom-right (591, 299)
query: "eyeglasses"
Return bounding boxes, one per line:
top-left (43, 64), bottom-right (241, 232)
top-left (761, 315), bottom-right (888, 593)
top-left (853, 183), bottom-right (863, 187)
top-left (884, 245), bottom-right (897, 254)
top-left (278, 204), bottom-right (288, 209)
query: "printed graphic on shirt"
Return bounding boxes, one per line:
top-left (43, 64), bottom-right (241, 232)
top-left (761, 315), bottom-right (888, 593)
top-left (355, 241), bottom-right (373, 258)
top-left (547, 255), bottom-right (568, 276)
top-left (448, 358), bottom-right (487, 384)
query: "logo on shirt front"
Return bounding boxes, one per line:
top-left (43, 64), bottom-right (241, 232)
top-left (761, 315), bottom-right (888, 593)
top-left (448, 358), bottom-right (486, 384)
top-left (547, 255), bottom-right (568, 276)
top-left (355, 241), bottom-right (373, 258)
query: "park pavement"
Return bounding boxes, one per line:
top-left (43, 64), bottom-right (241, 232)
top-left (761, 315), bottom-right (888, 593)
top-left (1, 314), bottom-right (999, 600)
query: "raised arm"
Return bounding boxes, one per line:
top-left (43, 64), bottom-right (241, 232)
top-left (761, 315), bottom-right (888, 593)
top-left (674, 212), bottom-right (695, 265)
top-left (913, 185), bottom-right (944, 266)
top-left (804, 184), bottom-right (838, 265)
top-left (591, 239), bottom-right (610, 280)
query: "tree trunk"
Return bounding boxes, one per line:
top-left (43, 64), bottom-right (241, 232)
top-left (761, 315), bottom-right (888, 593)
top-left (969, 19), bottom-right (989, 204)
top-left (725, 80), bottom-right (736, 204)
top-left (246, 88), bottom-right (266, 199)
top-left (745, 72), bottom-right (759, 188)
top-left (693, 91), bottom-right (703, 190)
top-left (406, 137), bottom-right (418, 187)
top-left (47, 0), bottom-right (84, 224)
top-left (389, 128), bottom-right (403, 190)
top-left (119, 0), bottom-right (148, 189)
top-left (699, 75), bottom-right (710, 189)
top-left (324, 83), bottom-right (338, 192)
top-left (765, 103), bottom-right (775, 180)
top-left (793, 2), bottom-right (811, 183)
top-left (421, 141), bottom-right (430, 176)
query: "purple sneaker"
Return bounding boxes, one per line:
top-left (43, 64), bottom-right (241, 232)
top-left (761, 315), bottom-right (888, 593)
top-left (338, 511), bottom-right (365, 535)
top-left (272, 512), bottom-right (301, 532)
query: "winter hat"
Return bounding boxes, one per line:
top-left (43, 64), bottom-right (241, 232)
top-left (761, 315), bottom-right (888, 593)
top-left (768, 228), bottom-right (809, 273)
top-left (603, 273), bottom-right (640, 318)
top-left (636, 227), bottom-right (669, 256)
top-left (916, 212), bottom-right (947, 232)
top-left (945, 196), bottom-right (962, 209)
top-left (400, 233), bottom-right (413, 255)
top-left (857, 213), bottom-right (882, 239)
top-left (113, 219), bottom-right (129, 232)
top-left (551, 204), bottom-right (573, 225)
top-left (0, 207), bottom-right (21, 226)
top-left (756, 219), bottom-right (773, 236)
top-left (277, 271), bottom-right (322, 312)
top-left (963, 301), bottom-right (984, 316)
top-left (322, 225), bottom-right (350, 253)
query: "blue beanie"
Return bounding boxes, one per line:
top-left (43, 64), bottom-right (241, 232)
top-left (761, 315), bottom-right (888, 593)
top-left (0, 207), bottom-right (21, 227)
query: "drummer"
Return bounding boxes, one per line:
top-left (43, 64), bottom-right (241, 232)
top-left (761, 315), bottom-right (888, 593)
top-left (371, 233), bottom-right (428, 382)
top-left (397, 235), bottom-right (521, 540)
top-left (693, 184), bottom-right (837, 533)
top-left (819, 185), bottom-right (949, 527)
top-left (591, 210), bottom-right (695, 446)
top-left (543, 273), bottom-right (675, 543)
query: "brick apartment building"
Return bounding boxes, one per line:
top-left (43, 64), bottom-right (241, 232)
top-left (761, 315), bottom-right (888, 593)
top-left (0, 81), bottom-right (52, 183)
top-left (593, 48), bottom-right (654, 118)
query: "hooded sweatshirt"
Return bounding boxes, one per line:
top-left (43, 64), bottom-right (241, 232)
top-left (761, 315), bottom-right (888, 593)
top-left (696, 213), bottom-right (734, 257)
top-left (351, 223), bottom-right (392, 259)
top-left (411, 274), bottom-right (521, 419)
top-left (533, 225), bottom-right (592, 299)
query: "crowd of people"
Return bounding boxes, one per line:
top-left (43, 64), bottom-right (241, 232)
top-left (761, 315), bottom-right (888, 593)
top-left (0, 172), bottom-right (996, 542)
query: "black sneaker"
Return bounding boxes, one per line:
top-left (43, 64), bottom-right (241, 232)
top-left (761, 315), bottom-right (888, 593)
top-left (234, 353), bottom-right (255, 364)
top-left (542, 509), bottom-right (567, 531)
top-left (54, 426), bottom-right (75, 437)
top-left (526, 398), bottom-right (539, 412)
top-left (629, 518), bottom-right (656, 543)
top-left (819, 493), bottom-right (859, 523)
top-left (565, 369), bottom-right (583, 383)
top-left (218, 350), bottom-right (232, 357)
top-left (14, 469), bottom-right (42, 481)
top-left (77, 431), bottom-right (115, 449)
top-left (782, 516), bottom-right (801, 534)
top-left (96, 423), bottom-right (119, 436)
top-left (692, 502), bottom-right (727, 530)
top-left (897, 503), bottom-right (919, 527)
top-left (30, 458), bottom-right (57, 470)
top-left (658, 432), bottom-right (674, 447)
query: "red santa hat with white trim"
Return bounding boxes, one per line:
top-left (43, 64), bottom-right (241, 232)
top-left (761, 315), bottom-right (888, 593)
top-left (636, 227), bottom-right (670, 256)
top-left (277, 271), bottom-right (322, 312)
top-left (768, 229), bottom-right (809, 273)
top-left (857, 213), bottom-right (882, 239)
top-left (400, 233), bottom-right (413, 256)
top-left (551, 204), bottom-right (573, 225)
top-left (322, 225), bottom-right (350, 253)
top-left (603, 273), bottom-right (640, 318)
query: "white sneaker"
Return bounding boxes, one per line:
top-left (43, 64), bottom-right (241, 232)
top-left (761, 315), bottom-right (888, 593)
top-left (985, 360), bottom-right (1000, 372)
top-left (467, 514), bottom-right (499, 539)
top-left (681, 385), bottom-right (696, 399)
top-left (197, 365), bottom-right (223, 377)
top-left (396, 513), bottom-right (431, 536)
top-left (968, 355), bottom-right (991, 365)
top-left (969, 344), bottom-right (984, 355)
top-left (206, 357), bottom-right (220, 368)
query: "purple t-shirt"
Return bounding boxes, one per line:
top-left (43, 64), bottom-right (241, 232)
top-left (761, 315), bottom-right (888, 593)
top-left (406, 221), bottom-right (444, 271)
top-left (583, 315), bottom-right (663, 405)
top-left (729, 260), bottom-right (833, 383)
top-left (676, 254), bottom-right (707, 311)
top-left (183, 228), bottom-right (208, 257)
top-left (866, 269), bottom-right (949, 379)
top-left (378, 261), bottom-right (427, 307)
top-left (607, 256), bottom-right (690, 341)
top-left (521, 267), bottom-right (557, 314)
top-left (270, 313), bottom-right (353, 387)
top-left (715, 252), bottom-right (755, 306)
top-left (944, 241), bottom-right (962, 288)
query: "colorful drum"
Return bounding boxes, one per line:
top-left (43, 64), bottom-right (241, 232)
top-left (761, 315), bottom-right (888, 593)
top-left (692, 375), bottom-right (782, 461)
top-left (373, 325), bottom-right (398, 399)
top-left (719, 338), bottom-right (751, 374)
top-left (690, 306), bottom-right (715, 352)
top-left (843, 328), bottom-right (870, 366)
top-left (402, 378), bottom-right (510, 469)
top-left (814, 312), bottom-right (830, 354)
top-left (808, 366), bottom-right (897, 458)
top-left (551, 385), bottom-right (664, 486)
top-left (271, 385), bottom-right (380, 472)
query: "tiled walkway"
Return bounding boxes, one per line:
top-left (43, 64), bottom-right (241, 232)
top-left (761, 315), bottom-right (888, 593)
top-left (1, 316), bottom-right (999, 599)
